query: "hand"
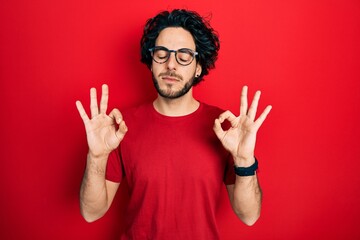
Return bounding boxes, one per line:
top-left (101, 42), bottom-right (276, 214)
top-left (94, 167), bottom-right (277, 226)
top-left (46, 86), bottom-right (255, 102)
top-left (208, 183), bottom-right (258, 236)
top-left (213, 86), bottom-right (272, 166)
top-left (76, 84), bottom-right (128, 158)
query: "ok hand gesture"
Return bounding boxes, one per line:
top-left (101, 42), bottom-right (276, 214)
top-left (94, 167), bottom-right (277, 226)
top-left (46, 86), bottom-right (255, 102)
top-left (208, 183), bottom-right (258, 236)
top-left (76, 84), bottom-right (128, 158)
top-left (213, 86), bottom-right (272, 166)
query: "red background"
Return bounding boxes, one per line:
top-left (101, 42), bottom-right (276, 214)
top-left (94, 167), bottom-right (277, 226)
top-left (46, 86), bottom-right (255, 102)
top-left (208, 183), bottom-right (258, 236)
top-left (1, 0), bottom-right (360, 239)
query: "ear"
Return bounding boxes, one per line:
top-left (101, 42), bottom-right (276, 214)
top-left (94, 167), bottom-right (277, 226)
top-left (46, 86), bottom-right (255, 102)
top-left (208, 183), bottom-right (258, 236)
top-left (195, 63), bottom-right (202, 77)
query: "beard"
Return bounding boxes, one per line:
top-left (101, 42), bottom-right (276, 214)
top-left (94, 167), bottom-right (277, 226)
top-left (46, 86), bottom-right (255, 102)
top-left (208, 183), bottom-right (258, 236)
top-left (152, 71), bottom-right (195, 99)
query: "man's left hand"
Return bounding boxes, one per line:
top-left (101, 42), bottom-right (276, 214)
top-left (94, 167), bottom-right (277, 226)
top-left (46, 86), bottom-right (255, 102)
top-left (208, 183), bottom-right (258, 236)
top-left (213, 86), bottom-right (272, 167)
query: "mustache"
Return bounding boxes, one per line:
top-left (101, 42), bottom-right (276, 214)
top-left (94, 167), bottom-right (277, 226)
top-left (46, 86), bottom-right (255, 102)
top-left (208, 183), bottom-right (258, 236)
top-left (158, 71), bottom-right (183, 81)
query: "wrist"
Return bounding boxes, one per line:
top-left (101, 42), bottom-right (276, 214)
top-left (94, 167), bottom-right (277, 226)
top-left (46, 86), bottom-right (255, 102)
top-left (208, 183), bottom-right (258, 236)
top-left (233, 156), bottom-right (256, 167)
top-left (87, 151), bottom-right (110, 161)
top-left (86, 153), bottom-right (108, 174)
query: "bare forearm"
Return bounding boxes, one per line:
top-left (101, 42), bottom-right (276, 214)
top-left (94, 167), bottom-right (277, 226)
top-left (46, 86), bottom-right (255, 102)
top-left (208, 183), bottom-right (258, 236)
top-left (232, 174), bottom-right (262, 226)
top-left (80, 153), bottom-right (109, 222)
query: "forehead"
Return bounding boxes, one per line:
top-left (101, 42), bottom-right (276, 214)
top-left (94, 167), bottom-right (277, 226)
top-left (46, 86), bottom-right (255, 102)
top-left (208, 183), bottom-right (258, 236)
top-left (155, 27), bottom-right (196, 50)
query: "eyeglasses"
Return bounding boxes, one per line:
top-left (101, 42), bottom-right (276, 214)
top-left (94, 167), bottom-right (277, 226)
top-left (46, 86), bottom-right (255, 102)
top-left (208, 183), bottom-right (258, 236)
top-left (149, 46), bottom-right (198, 66)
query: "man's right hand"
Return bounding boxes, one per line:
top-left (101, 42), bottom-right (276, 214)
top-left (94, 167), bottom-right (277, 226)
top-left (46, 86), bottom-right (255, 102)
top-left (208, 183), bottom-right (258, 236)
top-left (76, 84), bottom-right (128, 158)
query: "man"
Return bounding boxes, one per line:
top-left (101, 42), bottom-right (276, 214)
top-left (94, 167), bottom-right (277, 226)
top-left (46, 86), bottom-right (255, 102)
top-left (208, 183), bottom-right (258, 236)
top-left (76, 9), bottom-right (272, 239)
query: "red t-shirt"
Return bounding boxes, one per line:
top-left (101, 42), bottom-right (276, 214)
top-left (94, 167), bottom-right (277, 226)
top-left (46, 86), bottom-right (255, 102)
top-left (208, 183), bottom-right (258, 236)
top-left (106, 102), bottom-right (235, 239)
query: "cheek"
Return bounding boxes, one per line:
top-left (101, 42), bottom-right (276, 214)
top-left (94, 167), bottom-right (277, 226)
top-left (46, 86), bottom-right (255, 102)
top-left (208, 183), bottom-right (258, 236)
top-left (151, 65), bottom-right (162, 76)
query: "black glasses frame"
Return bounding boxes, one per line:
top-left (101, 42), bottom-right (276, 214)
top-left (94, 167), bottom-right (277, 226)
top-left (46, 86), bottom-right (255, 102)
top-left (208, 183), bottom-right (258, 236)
top-left (149, 46), bottom-right (198, 66)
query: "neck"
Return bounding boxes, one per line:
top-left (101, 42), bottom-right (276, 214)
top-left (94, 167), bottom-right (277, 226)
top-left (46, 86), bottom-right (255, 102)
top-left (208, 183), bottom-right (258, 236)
top-left (153, 90), bottom-right (200, 117)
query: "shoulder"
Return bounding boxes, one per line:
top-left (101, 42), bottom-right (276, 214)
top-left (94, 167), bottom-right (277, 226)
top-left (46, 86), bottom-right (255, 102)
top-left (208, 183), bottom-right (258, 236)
top-left (122, 102), bottom-right (153, 119)
top-left (199, 102), bottom-right (224, 117)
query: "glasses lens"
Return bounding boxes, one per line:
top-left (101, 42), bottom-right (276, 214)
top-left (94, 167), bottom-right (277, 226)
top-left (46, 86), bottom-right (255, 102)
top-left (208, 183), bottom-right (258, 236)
top-left (152, 48), bottom-right (169, 64)
top-left (176, 49), bottom-right (194, 65)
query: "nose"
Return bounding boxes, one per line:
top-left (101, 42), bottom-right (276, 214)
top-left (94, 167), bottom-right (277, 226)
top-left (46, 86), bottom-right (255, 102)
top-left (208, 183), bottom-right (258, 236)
top-left (166, 52), bottom-right (177, 70)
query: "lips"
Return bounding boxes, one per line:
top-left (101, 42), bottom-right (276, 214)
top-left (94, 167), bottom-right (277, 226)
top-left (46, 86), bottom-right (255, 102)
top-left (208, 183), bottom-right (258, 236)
top-left (162, 75), bottom-right (180, 82)
top-left (158, 72), bottom-right (183, 81)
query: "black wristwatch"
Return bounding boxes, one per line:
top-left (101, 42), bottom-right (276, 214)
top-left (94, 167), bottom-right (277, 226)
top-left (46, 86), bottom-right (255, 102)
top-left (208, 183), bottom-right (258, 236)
top-left (234, 158), bottom-right (258, 176)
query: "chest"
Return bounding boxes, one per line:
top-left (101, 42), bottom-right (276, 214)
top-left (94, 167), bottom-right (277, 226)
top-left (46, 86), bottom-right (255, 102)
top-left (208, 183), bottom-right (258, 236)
top-left (120, 119), bottom-right (229, 188)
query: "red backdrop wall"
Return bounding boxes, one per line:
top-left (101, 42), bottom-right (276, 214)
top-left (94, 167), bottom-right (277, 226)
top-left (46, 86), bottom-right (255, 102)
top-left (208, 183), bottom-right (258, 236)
top-left (1, 1), bottom-right (359, 239)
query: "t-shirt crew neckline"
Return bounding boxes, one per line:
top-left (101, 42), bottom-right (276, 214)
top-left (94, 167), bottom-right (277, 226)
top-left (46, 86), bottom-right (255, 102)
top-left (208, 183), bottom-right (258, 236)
top-left (151, 101), bottom-right (204, 121)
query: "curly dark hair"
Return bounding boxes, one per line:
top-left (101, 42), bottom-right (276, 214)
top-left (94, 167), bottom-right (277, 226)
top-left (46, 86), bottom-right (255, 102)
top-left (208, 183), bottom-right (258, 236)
top-left (140, 9), bottom-right (220, 85)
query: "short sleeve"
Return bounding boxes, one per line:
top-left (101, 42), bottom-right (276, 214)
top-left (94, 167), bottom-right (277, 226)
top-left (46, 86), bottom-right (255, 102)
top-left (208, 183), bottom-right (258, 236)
top-left (105, 147), bottom-right (124, 183)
